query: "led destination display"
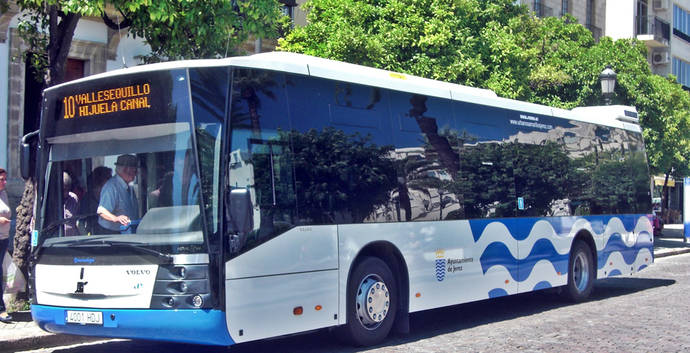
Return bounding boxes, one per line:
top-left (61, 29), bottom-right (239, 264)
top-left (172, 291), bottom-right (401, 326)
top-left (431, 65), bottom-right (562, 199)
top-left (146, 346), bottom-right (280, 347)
top-left (62, 83), bottom-right (152, 119)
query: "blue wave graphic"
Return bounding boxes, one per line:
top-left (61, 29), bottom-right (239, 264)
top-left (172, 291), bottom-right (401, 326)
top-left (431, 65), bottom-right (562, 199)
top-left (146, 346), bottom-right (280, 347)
top-left (489, 288), bottom-right (508, 298)
top-left (480, 242), bottom-right (518, 280)
top-left (533, 281), bottom-right (552, 291)
top-left (480, 239), bottom-right (568, 282)
top-left (473, 214), bottom-right (650, 285)
top-left (469, 215), bottom-right (642, 243)
top-left (608, 269), bottom-right (622, 277)
top-left (597, 233), bottom-right (653, 269)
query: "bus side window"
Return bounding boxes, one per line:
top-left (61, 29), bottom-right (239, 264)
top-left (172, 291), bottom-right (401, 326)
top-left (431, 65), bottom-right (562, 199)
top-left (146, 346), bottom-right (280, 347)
top-left (227, 69), bottom-right (296, 255)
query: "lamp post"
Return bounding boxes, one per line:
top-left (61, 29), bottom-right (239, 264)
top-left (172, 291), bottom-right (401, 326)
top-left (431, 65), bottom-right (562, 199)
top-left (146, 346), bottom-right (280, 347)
top-left (599, 65), bottom-right (617, 105)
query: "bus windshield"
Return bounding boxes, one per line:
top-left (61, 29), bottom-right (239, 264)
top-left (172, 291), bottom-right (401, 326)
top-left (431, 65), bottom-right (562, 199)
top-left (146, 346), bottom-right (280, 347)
top-left (33, 67), bottom-right (227, 256)
top-left (39, 123), bottom-right (205, 254)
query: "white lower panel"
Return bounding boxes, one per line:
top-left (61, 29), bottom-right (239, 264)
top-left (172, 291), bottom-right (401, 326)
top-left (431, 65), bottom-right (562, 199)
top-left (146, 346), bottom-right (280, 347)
top-left (35, 264), bottom-right (157, 308)
top-left (226, 270), bottom-right (339, 343)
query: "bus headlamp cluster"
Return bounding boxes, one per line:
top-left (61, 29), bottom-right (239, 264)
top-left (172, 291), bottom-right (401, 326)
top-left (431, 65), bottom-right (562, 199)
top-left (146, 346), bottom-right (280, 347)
top-left (151, 264), bottom-right (211, 310)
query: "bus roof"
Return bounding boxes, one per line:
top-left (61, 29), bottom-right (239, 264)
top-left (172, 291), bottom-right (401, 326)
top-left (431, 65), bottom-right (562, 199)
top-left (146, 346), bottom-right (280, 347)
top-left (46, 51), bottom-right (641, 132)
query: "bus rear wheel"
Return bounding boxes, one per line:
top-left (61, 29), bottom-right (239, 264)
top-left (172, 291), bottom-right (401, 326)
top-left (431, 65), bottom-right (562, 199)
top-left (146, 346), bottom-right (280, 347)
top-left (340, 256), bottom-right (397, 346)
top-left (564, 241), bottom-right (595, 302)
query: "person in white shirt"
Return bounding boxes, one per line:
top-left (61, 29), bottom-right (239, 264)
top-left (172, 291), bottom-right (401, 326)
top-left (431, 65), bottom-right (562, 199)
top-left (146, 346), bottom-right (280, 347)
top-left (0, 168), bottom-right (13, 322)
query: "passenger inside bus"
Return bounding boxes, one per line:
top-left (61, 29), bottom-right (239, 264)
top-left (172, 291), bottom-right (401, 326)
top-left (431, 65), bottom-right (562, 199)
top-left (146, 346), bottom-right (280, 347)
top-left (62, 172), bottom-right (79, 236)
top-left (97, 154), bottom-right (140, 234)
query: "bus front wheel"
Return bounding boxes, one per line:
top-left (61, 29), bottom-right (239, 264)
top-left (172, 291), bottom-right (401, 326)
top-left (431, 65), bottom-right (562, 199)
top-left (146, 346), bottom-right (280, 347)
top-left (564, 241), bottom-right (595, 302)
top-left (340, 256), bottom-right (397, 346)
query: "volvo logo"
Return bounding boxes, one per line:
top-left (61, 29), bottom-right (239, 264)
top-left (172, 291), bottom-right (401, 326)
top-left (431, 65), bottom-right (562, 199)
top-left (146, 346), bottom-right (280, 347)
top-left (75, 267), bottom-right (88, 294)
top-left (126, 269), bottom-right (151, 276)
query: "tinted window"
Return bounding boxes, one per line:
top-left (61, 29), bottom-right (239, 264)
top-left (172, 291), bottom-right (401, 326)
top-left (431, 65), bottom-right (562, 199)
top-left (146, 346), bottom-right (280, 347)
top-left (389, 92), bottom-right (459, 221)
top-left (228, 69), bottom-right (296, 254)
top-left (190, 67), bottom-right (229, 235)
top-left (454, 102), bottom-right (515, 219)
top-left (589, 128), bottom-right (651, 214)
top-left (286, 75), bottom-right (396, 224)
top-left (508, 111), bottom-right (576, 217)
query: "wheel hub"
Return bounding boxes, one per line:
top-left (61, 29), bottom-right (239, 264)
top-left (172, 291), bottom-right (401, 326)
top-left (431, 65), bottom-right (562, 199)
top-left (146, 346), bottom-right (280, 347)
top-left (356, 275), bottom-right (390, 329)
top-left (573, 252), bottom-right (590, 292)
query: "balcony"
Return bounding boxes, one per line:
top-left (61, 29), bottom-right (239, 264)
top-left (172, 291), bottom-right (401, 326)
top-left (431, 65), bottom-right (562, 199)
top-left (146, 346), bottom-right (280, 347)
top-left (636, 16), bottom-right (671, 48)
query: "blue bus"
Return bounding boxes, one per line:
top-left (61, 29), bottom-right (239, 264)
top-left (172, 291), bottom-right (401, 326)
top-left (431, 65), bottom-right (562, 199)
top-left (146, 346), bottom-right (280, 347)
top-left (26, 52), bottom-right (653, 346)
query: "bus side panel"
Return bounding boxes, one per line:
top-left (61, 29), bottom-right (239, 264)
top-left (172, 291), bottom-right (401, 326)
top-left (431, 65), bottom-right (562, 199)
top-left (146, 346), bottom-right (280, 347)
top-left (337, 220), bottom-right (518, 319)
top-left (596, 215), bottom-right (654, 278)
top-left (337, 214), bottom-right (654, 322)
top-left (225, 270), bottom-right (339, 343)
top-left (224, 226), bottom-right (339, 343)
top-left (225, 226), bottom-right (338, 279)
top-left (513, 218), bottom-right (572, 293)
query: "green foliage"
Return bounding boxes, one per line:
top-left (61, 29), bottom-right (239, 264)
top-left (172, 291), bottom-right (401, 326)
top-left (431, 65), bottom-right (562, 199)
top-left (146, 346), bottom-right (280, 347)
top-left (14, 0), bottom-right (283, 82)
top-left (278, 0), bottom-right (690, 178)
top-left (124, 0), bottom-right (283, 62)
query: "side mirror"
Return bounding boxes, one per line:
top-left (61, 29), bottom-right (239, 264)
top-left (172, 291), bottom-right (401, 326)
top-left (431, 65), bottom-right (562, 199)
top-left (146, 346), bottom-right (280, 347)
top-left (228, 188), bottom-right (253, 235)
top-left (20, 130), bottom-right (39, 180)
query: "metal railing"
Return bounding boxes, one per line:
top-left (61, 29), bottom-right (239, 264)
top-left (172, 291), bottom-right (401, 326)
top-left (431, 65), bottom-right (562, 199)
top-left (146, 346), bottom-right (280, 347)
top-left (636, 16), bottom-right (671, 45)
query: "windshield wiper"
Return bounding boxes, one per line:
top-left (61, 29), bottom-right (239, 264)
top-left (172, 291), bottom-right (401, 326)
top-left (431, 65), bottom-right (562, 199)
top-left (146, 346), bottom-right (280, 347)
top-left (40, 238), bottom-right (173, 264)
top-left (105, 240), bottom-right (174, 264)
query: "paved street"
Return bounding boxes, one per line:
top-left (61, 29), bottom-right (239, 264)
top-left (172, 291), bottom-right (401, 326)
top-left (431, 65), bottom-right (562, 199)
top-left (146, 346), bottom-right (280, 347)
top-left (16, 252), bottom-right (690, 353)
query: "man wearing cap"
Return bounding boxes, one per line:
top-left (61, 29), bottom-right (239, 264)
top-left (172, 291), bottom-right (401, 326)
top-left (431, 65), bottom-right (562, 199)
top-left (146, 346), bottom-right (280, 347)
top-left (97, 154), bottom-right (139, 234)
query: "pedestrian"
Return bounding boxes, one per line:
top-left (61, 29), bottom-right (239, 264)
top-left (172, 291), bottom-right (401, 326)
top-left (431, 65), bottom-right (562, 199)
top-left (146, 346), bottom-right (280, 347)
top-left (97, 155), bottom-right (139, 233)
top-left (0, 168), bottom-right (13, 323)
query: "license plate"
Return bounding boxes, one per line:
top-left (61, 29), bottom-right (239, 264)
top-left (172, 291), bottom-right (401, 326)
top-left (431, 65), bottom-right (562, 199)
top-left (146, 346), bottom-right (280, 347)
top-left (66, 310), bottom-right (103, 325)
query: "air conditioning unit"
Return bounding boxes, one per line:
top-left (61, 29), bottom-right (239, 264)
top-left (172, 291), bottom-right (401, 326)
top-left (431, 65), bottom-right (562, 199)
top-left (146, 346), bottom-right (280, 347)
top-left (653, 0), bottom-right (668, 10)
top-left (653, 51), bottom-right (671, 65)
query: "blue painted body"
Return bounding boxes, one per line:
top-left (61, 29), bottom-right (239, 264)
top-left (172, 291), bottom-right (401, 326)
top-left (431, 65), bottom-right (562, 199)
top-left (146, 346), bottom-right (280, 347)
top-left (31, 305), bottom-right (234, 346)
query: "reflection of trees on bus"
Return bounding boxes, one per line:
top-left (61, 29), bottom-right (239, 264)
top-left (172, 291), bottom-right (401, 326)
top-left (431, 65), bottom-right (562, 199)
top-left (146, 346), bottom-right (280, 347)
top-left (587, 150), bottom-right (650, 214)
top-left (450, 140), bottom-right (572, 219)
top-left (250, 128), bottom-right (397, 227)
top-left (231, 71), bottom-right (280, 136)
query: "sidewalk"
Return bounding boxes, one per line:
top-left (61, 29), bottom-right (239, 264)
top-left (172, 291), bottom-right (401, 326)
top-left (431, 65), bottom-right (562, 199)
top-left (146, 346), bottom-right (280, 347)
top-left (651, 224), bottom-right (690, 258)
top-left (2, 224), bottom-right (689, 352)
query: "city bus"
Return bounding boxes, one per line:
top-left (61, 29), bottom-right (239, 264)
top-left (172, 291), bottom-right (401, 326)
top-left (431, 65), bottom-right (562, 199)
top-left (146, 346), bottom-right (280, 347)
top-left (26, 52), bottom-right (653, 346)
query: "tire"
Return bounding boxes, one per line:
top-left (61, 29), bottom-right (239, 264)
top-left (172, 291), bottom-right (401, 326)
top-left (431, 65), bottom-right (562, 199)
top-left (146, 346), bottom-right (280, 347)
top-left (339, 256), bottom-right (397, 346)
top-left (564, 241), bottom-right (596, 302)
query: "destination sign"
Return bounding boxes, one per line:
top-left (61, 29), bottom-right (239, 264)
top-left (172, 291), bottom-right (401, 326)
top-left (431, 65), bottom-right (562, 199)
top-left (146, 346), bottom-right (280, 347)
top-left (62, 83), bottom-right (152, 119)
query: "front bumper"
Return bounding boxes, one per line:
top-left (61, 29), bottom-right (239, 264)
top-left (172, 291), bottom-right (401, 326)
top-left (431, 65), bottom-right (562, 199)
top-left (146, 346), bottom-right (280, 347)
top-left (31, 304), bottom-right (233, 346)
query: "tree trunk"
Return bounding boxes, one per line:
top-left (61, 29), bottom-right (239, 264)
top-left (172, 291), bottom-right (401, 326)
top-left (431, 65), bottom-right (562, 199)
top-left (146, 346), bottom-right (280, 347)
top-left (11, 7), bottom-right (81, 297)
top-left (12, 179), bottom-right (34, 298)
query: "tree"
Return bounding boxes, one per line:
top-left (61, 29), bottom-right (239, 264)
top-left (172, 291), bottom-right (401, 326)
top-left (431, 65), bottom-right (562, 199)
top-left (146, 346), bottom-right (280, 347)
top-left (12, 0), bottom-right (282, 85)
top-left (278, 0), bottom-right (690, 219)
top-left (5, 0), bottom-right (282, 296)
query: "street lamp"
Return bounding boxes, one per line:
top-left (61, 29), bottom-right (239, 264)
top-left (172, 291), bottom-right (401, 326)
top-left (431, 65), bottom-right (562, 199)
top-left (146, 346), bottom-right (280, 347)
top-left (599, 65), bottom-right (617, 105)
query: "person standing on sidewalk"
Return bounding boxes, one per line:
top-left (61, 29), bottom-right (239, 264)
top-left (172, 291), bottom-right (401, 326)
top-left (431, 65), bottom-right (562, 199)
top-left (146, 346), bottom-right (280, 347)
top-left (0, 168), bottom-right (13, 323)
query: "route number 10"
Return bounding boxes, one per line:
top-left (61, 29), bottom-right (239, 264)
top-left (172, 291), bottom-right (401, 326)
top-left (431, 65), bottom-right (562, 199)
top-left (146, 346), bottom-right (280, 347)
top-left (63, 96), bottom-right (76, 119)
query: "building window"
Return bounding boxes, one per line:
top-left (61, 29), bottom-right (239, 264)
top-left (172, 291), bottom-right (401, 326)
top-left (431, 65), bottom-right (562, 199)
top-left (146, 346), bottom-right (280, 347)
top-left (673, 57), bottom-right (690, 88)
top-left (562, 0), bottom-right (569, 16)
top-left (65, 58), bottom-right (85, 82)
top-left (674, 4), bottom-right (690, 42)
top-left (586, 0), bottom-right (596, 27)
